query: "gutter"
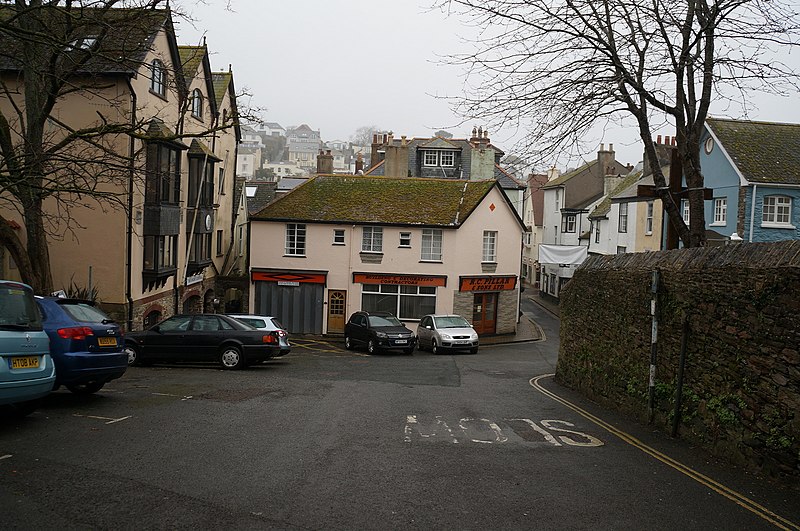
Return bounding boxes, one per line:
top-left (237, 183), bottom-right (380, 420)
top-left (124, 78), bottom-right (137, 331)
top-left (749, 183), bottom-right (757, 243)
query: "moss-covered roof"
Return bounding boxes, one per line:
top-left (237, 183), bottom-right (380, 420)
top-left (188, 139), bottom-right (221, 161)
top-left (588, 170), bottom-right (643, 219)
top-left (707, 117), bottom-right (800, 184)
top-left (251, 175), bottom-right (497, 226)
top-left (178, 45), bottom-right (206, 88)
top-left (541, 160), bottom-right (595, 189)
top-left (211, 72), bottom-right (232, 102)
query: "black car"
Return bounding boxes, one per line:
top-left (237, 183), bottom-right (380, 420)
top-left (123, 314), bottom-right (281, 370)
top-left (344, 311), bottom-right (416, 355)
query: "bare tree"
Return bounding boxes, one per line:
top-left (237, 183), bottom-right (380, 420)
top-left (0, 1), bottom-right (244, 293)
top-left (434, 0), bottom-right (800, 247)
top-left (349, 125), bottom-right (382, 147)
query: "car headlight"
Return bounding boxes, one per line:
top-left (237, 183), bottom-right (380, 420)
top-left (375, 332), bottom-right (388, 339)
top-left (470, 333), bottom-right (478, 340)
top-left (440, 333), bottom-right (452, 340)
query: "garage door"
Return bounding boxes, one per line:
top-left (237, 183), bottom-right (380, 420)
top-left (254, 282), bottom-right (324, 334)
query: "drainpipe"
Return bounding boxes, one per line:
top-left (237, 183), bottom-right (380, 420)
top-left (124, 79), bottom-right (137, 331)
top-left (748, 184), bottom-right (757, 242)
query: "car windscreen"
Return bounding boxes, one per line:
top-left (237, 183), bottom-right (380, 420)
top-left (368, 315), bottom-right (402, 327)
top-left (0, 283), bottom-right (42, 330)
top-left (434, 316), bottom-right (471, 328)
top-left (60, 302), bottom-right (113, 324)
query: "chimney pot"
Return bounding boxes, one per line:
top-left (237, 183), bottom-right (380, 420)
top-left (609, 143), bottom-right (614, 151)
top-left (600, 143), bottom-right (605, 151)
top-left (657, 135), bottom-right (662, 144)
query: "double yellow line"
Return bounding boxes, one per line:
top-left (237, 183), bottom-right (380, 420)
top-left (530, 374), bottom-right (799, 530)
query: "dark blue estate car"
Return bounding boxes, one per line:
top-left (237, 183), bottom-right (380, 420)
top-left (36, 297), bottom-right (127, 394)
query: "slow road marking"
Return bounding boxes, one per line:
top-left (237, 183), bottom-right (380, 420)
top-left (530, 374), bottom-right (799, 531)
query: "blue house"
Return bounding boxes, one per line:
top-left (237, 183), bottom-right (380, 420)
top-left (701, 118), bottom-right (800, 242)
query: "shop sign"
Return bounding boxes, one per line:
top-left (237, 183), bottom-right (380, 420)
top-left (459, 275), bottom-right (517, 292)
top-left (353, 273), bottom-right (447, 287)
top-left (251, 271), bottom-right (326, 284)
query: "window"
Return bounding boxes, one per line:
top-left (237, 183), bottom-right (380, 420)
top-left (285, 223), bottom-right (306, 256)
top-left (191, 90), bottom-right (203, 119)
top-left (238, 225), bottom-right (244, 256)
top-left (762, 195), bottom-right (792, 226)
top-left (216, 230), bottom-right (223, 256)
top-left (561, 214), bottom-right (576, 233)
top-left (482, 231), bottom-right (497, 262)
top-left (188, 157), bottom-right (214, 208)
top-left (362, 284), bottom-right (436, 319)
top-left (143, 310), bottom-right (161, 328)
top-left (423, 151), bottom-right (438, 166)
top-left (362, 226), bottom-right (383, 253)
top-left (145, 143), bottom-right (180, 204)
top-left (66, 36), bottom-right (97, 51)
top-left (143, 235), bottom-right (177, 271)
top-left (682, 200), bottom-right (690, 224)
top-left (523, 232), bottom-right (531, 246)
top-left (713, 198), bottom-right (727, 225)
top-left (218, 167), bottom-right (226, 194)
top-left (617, 246), bottom-right (627, 254)
top-left (646, 201), bottom-right (654, 234)
top-left (422, 150), bottom-right (455, 167)
top-left (188, 232), bottom-right (212, 264)
top-left (421, 229), bottom-right (442, 261)
top-left (399, 232), bottom-right (411, 247)
top-left (150, 59), bottom-right (166, 97)
top-left (555, 189), bottom-right (560, 211)
top-left (618, 203), bottom-right (628, 233)
top-left (333, 229), bottom-right (345, 245)
top-left (594, 221), bottom-right (601, 243)
top-left (440, 151), bottom-right (454, 167)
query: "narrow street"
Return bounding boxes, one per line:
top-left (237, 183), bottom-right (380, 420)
top-left (1, 310), bottom-right (797, 530)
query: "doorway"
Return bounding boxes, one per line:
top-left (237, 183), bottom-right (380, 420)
top-left (327, 290), bottom-right (346, 334)
top-left (472, 292), bottom-right (497, 335)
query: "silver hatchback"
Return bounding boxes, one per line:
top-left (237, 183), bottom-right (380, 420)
top-left (416, 314), bottom-right (479, 354)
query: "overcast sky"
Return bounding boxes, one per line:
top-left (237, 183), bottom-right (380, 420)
top-left (174, 0), bottom-right (800, 171)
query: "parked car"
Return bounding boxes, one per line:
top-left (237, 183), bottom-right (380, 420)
top-left (123, 314), bottom-right (282, 369)
top-left (416, 314), bottom-right (479, 354)
top-left (344, 311), bottom-right (416, 354)
top-left (0, 280), bottom-right (55, 416)
top-left (227, 314), bottom-right (291, 356)
top-left (36, 296), bottom-right (127, 394)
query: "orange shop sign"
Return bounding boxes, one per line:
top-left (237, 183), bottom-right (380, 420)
top-left (353, 273), bottom-right (447, 287)
top-left (251, 271), bottom-right (327, 284)
top-left (459, 276), bottom-right (517, 292)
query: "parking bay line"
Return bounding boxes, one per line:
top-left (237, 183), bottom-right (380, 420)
top-left (73, 414), bottom-right (132, 425)
top-left (530, 374), bottom-right (799, 531)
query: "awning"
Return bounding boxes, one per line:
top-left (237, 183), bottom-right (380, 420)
top-left (538, 244), bottom-right (588, 266)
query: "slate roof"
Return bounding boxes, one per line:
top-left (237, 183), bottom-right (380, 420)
top-left (251, 175), bottom-right (498, 226)
top-left (588, 170), bottom-right (644, 219)
top-left (0, 6), bottom-right (173, 75)
top-left (541, 161), bottom-right (595, 189)
top-left (494, 165), bottom-right (525, 190)
top-left (188, 139), bottom-right (221, 161)
top-left (145, 119), bottom-right (188, 149)
top-left (245, 181), bottom-right (278, 215)
top-left (706, 117), bottom-right (800, 184)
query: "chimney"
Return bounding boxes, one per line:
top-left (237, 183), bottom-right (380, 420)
top-left (371, 133), bottom-right (386, 167)
top-left (384, 132), bottom-right (409, 178)
top-left (643, 133), bottom-right (677, 175)
top-left (316, 149), bottom-right (334, 175)
top-left (546, 165), bottom-right (560, 182)
top-left (355, 153), bottom-right (364, 174)
top-left (597, 143), bottom-right (615, 176)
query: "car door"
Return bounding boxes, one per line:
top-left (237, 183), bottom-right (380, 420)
top-left (142, 315), bottom-right (192, 360)
top-left (417, 316), bottom-right (432, 348)
top-left (349, 313), bottom-right (368, 346)
top-left (187, 315), bottom-right (223, 361)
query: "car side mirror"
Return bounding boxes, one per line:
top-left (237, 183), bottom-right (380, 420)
top-left (425, 325), bottom-right (432, 329)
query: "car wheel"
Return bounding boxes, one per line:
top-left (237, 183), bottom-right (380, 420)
top-left (345, 336), bottom-right (353, 350)
top-left (124, 344), bottom-right (141, 366)
top-left (367, 339), bottom-right (377, 355)
top-left (470, 347), bottom-right (479, 354)
top-left (416, 337), bottom-right (425, 352)
top-left (219, 345), bottom-right (245, 370)
top-left (431, 339), bottom-right (439, 355)
top-left (66, 381), bottom-right (104, 395)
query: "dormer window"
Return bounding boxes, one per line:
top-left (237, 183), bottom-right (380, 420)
top-left (191, 89), bottom-right (203, 120)
top-left (66, 36), bottom-right (97, 51)
top-left (150, 59), bottom-right (166, 97)
top-left (422, 150), bottom-right (455, 167)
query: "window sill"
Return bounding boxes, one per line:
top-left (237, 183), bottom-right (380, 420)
top-left (761, 223), bottom-right (796, 229)
top-left (360, 251), bottom-right (383, 255)
top-left (332, 242), bottom-right (345, 246)
top-left (398, 245), bottom-right (411, 249)
top-left (283, 254), bottom-right (307, 258)
top-left (709, 222), bottom-right (726, 227)
top-left (419, 260), bottom-right (443, 264)
top-left (149, 89), bottom-right (168, 101)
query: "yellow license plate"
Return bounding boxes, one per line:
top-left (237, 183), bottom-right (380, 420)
top-left (11, 356), bottom-right (40, 369)
top-left (97, 337), bottom-right (117, 347)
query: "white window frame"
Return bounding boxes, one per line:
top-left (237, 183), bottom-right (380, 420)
top-left (618, 203), bottom-right (628, 233)
top-left (361, 284), bottom-right (436, 320)
top-left (362, 226), bottom-right (383, 253)
top-left (439, 151), bottom-right (455, 167)
top-left (762, 195), bottom-right (793, 227)
top-left (421, 229), bottom-right (443, 261)
top-left (399, 232), bottom-right (411, 248)
top-left (285, 223), bottom-right (306, 256)
top-left (561, 214), bottom-right (576, 233)
top-left (482, 231), bottom-right (497, 263)
top-left (423, 151), bottom-right (438, 167)
top-left (594, 221), bottom-right (601, 243)
top-left (646, 201), bottom-right (654, 234)
top-left (616, 246), bottom-right (627, 254)
top-left (682, 200), bottom-right (690, 224)
top-left (712, 197), bottom-right (727, 225)
top-left (333, 229), bottom-right (345, 245)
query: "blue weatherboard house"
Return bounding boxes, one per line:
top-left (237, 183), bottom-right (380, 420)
top-left (701, 118), bottom-right (800, 243)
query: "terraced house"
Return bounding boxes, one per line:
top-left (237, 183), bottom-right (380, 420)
top-left (248, 176), bottom-right (525, 336)
top-left (0, 6), bottom-right (242, 330)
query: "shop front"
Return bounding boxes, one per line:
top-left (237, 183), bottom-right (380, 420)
top-left (455, 275), bottom-right (518, 335)
top-left (251, 270), bottom-right (327, 334)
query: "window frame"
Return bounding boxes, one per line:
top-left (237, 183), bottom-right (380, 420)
top-left (399, 232), bottom-right (412, 248)
top-left (561, 214), bottom-right (577, 233)
top-left (361, 284), bottom-right (436, 320)
top-left (150, 59), bottom-right (166, 97)
top-left (712, 197), bottom-right (727, 225)
top-left (191, 89), bottom-right (203, 120)
top-left (762, 195), bottom-right (793, 227)
top-left (420, 228), bottom-right (443, 261)
top-left (618, 203), bottom-right (628, 233)
top-left (482, 231), bottom-right (497, 263)
top-left (285, 223), bottom-right (307, 256)
top-left (645, 201), bottom-right (654, 234)
top-left (361, 226), bottom-right (383, 253)
top-left (333, 229), bottom-right (346, 245)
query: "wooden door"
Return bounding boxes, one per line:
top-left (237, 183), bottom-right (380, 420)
top-left (472, 292), bottom-right (497, 335)
top-left (327, 290), bottom-right (346, 334)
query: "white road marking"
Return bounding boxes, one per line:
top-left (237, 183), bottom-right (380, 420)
top-left (73, 414), bottom-right (132, 425)
top-left (151, 392), bottom-right (193, 400)
top-left (506, 418), bottom-right (562, 446)
top-left (540, 420), bottom-right (604, 447)
top-left (0, 454), bottom-right (12, 460)
top-left (459, 418), bottom-right (508, 444)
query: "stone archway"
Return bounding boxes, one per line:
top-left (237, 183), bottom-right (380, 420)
top-left (182, 294), bottom-right (202, 314)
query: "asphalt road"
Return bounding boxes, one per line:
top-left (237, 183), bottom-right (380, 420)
top-left (1, 310), bottom-right (798, 530)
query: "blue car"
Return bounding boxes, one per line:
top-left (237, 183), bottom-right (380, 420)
top-left (0, 280), bottom-right (55, 417)
top-left (36, 297), bottom-right (127, 394)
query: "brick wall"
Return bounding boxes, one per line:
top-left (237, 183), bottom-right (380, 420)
top-left (557, 240), bottom-right (800, 481)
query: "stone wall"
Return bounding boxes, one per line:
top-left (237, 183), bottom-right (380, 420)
top-left (556, 240), bottom-right (800, 481)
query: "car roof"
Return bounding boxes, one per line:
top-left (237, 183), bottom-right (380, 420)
top-left (226, 314), bottom-right (277, 319)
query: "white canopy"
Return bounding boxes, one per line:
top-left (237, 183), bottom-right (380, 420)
top-left (538, 244), bottom-right (588, 266)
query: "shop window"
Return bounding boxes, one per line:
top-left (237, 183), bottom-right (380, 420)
top-left (361, 284), bottom-right (436, 319)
